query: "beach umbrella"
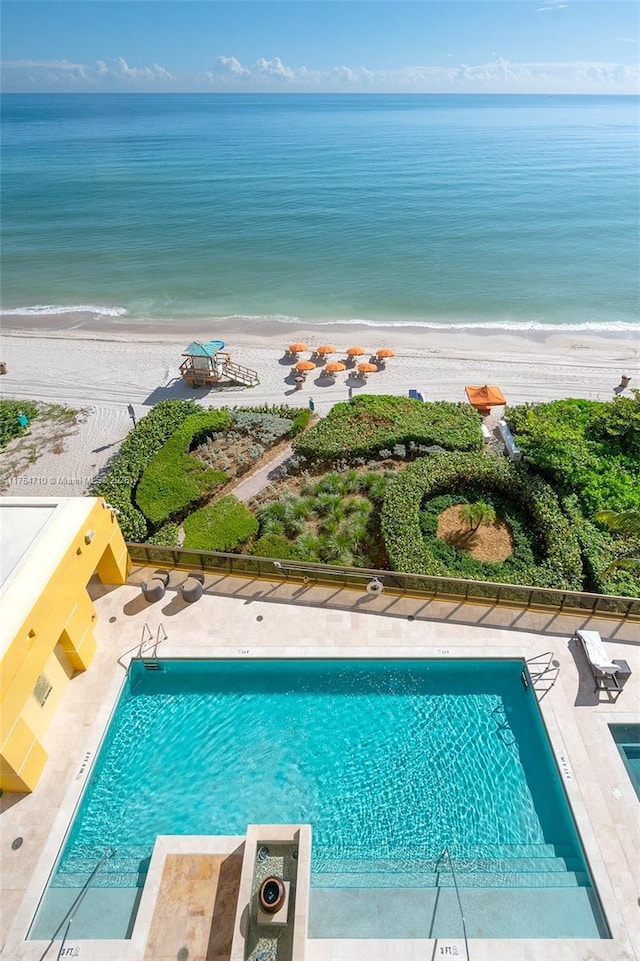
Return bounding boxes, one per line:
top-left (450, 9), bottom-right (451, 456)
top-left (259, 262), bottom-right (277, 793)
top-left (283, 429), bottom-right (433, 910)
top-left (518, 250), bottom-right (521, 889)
top-left (464, 385), bottom-right (506, 415)
top-left (346, 346), bottom-right (365, 356)
top-left (296, 360), bottom-right (316, 371)
top-left (289, 342), bottom-right (308, 353)
top-left (358, 363), bottom-right (378, 373)
top-left (376, 348), bottom-right (395, 358)
top-left (316, 344), bottom-right (336, 355)
top-left (325, 362), bottom-right (346, 373)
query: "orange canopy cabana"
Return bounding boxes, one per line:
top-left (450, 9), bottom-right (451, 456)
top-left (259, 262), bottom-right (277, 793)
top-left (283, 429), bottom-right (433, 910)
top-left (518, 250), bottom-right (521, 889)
top-left (346, 346), bottom-right (365, 356)
top-left (295, 360), bottom-right (316, 371)
top-left (325, 361), bottom-right (346, 373)
top-left (316, 344), bottom-right (336, 355)
top-left (358, 362), bottom-right (378, 373)
top-left (465, 385), bottom-right (506, 413)
top-left (376, 348), bottom-right (395, 358)
top-left (288, 342), bottom-right (308, 353)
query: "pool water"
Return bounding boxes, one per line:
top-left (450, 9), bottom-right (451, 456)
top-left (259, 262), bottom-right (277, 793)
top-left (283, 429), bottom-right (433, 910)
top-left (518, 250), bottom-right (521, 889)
top-left (610, 724), bottom-right (640, 800)
top-left (30, 658), bottom-right (608, 941)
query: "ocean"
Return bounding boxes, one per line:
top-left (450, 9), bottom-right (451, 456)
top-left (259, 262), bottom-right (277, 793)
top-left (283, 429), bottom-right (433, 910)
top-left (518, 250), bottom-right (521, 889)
top-left (1, 93), bottom-right (638, 332)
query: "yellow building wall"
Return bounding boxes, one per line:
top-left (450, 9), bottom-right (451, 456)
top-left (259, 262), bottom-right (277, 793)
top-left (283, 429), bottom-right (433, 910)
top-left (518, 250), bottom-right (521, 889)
top-left (0, 499), bottom-right (130, 793)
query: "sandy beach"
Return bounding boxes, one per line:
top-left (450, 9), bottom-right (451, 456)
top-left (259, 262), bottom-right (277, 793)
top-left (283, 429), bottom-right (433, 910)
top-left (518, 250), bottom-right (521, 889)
top-left (0, 319), bottom-right (638, 497)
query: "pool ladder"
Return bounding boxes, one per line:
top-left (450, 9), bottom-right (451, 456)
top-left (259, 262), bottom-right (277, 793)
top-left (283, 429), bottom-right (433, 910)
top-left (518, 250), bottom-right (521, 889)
top-left (141, 622), bottom-right (167, 669)
top-left (525, 651), bottom-right (559, 700)
top-left (117, 622), bottom-right (167, 670)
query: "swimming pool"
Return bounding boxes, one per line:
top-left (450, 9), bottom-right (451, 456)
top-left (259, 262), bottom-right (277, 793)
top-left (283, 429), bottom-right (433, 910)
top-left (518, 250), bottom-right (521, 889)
top-left (30, 658), bottom-right (608, 941)
top-left (610, 724), bottom-right (640, 800)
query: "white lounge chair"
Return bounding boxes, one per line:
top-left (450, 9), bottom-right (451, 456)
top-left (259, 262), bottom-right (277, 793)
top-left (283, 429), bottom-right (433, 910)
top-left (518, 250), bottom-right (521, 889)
top-left (574, 630), bottom-right (620, 694)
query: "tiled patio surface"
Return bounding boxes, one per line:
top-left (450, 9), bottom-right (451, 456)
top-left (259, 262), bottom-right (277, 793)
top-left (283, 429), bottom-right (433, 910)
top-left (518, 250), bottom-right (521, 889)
top-left (1, 569), bottom-right (638, 961)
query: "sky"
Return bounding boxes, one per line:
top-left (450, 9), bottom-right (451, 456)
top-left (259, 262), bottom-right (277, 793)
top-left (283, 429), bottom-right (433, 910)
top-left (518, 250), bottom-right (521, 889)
top-left (1, 1), bottom-right (638, 94)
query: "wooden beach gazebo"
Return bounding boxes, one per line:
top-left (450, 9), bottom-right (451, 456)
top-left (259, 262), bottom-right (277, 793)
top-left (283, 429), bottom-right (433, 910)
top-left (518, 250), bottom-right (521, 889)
top-left (179, 340), bottom-right (258, 388)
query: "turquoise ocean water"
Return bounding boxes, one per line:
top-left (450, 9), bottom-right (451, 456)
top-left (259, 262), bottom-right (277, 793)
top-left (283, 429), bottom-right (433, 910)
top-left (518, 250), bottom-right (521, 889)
top-left (1, 93), bottom-right (638, 331)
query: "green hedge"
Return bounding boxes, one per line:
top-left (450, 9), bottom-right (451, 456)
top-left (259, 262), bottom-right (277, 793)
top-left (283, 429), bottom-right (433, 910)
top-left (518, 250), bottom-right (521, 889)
top-left (135, 410), bottom-right (231, 525)
top-left (250, 533), bottom-right (303, 561)
top-left (293, 395), bottom-right (483, 462)
top-left (182, 495), bottom-right (258, 552)
top-left (145, 522), bottom-right (180, 547)
top-left (561, 495), bottom-right (640, 598)
top-left (382, 453), bottom-right (583, 589)
top-left (0, 400), bottom-right (39, 449)
top-left (506, 396), bottom-right (640, 514)
top-left (92, 400), bottom-right (201, 541)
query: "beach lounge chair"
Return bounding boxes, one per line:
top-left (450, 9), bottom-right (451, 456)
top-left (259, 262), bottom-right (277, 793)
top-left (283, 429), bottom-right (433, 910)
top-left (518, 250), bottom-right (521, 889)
top-left (574, 630), bottom-right (620, 694)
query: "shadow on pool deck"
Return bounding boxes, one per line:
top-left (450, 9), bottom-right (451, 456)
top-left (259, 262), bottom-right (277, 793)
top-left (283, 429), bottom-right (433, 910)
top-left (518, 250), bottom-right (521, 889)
top-left (116, 567), bottom-right (639, 646)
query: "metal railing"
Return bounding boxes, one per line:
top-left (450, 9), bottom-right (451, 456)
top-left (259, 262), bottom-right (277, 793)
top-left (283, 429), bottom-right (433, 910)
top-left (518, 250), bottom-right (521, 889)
top-left (438, 847), bottom-right (470, 958)
top-left (126, 543), bottom-right (640, 621)
top-left (117, 621), bottom-right (167, 669)
top-left (525, 651), bottom-right (560, 700)
top-left (38, 848), bottom-right (115, 960)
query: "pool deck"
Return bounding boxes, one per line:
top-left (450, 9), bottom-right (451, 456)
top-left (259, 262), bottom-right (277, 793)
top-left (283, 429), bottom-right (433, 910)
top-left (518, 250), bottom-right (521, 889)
top-left (1, 569), bottom-right (639, 961)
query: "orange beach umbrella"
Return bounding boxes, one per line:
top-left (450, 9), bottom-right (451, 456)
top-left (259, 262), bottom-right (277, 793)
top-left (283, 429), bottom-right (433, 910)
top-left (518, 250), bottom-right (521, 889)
top-left (358, 362), bottom-right (378, 373)
top-left (325, 361), bottom-right (346, 373)
top-left (465, 385), bottom-right (506, 412)
top-left (289, 342), bottom-right (308, 353)
top-left (346, 346), bottom-right (365, 356)
top-left (376, 348), bottom-right (395, 358)
top-left (295, 360), bottom-right (316, 372)
top-left (316, 344), bottom-right (336, 355)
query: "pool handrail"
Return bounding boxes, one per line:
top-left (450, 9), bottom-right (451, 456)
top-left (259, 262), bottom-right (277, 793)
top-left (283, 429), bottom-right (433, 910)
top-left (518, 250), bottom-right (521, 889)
top-left (38, 847), bottom-right (115, 961)
top-left (439, 846), bottom-right (470, 959)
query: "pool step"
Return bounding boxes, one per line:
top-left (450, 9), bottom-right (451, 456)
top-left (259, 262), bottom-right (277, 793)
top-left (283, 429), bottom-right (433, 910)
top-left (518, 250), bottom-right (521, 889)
top-left (312, 869), bottom-right (587, 889)
top-left (53, 871), bottom-right (148, 889)
top-left (315, 842), bottom-right (575, 862)
top-left (313, 854), bottom-right (581, 877)
top-left (308, 886), bottom-right (605, 940)
top-left (54, 846), bottom-right (152, 889)
top-left (312, 845), bottom-right (586, 890)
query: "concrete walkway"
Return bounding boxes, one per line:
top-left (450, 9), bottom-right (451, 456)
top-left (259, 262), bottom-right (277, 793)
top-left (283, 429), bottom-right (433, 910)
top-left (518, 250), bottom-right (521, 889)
top-left (230, 443), bottom-right (294, 503)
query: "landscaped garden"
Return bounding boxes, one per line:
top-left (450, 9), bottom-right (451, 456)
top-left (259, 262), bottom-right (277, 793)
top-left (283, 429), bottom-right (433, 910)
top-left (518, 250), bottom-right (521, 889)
top-left (93, 390), bottom-right (640, 598)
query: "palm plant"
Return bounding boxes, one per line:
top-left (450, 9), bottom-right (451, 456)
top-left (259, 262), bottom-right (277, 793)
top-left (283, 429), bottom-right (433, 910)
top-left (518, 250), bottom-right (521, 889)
top-left (459, 501), bottom-right (496, 533)
top-left (314, 493), bottom-right (344, 518)
top-left (321, 531), bottom-right (354, 566)
top-left (593, 508), bottom-right (640, 573)
top-left (295, 532), bottom-right (322, 562)
top-left (593, 509), bottom-right (640, 535)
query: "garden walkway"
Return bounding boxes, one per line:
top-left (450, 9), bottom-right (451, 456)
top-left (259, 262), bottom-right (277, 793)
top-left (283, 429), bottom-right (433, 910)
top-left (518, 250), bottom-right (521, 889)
top-left (230, 443), bottom-right (294, 502)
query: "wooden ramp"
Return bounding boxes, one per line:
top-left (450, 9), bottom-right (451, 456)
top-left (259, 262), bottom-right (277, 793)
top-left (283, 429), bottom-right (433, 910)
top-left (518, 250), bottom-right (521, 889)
top-left (224, 359), bottom-right (259, 387)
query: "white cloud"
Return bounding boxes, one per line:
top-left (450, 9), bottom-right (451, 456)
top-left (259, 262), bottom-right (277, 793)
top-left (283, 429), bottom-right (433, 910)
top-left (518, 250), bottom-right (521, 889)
top-left (216, 56), bottom-right (249, 76)
top-left (112, 57), bottom-right (173, 81)
top-left (2, 58), bottom-right (86, 71)
top-left (1, 52), bottom-right (638, 94)
top-left (254, 57), bottom-right (295, 81)
top-left (0, 56), bottom-right (173, 88)
top-left (1, 58), bottom-right (88, 81)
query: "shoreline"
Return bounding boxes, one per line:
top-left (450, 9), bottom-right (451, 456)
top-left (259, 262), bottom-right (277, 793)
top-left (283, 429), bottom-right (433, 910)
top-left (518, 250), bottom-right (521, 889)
top-left (0, 322), bottom-right (638, 498)
top-left (2, 316), bottom-right (639, 353)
